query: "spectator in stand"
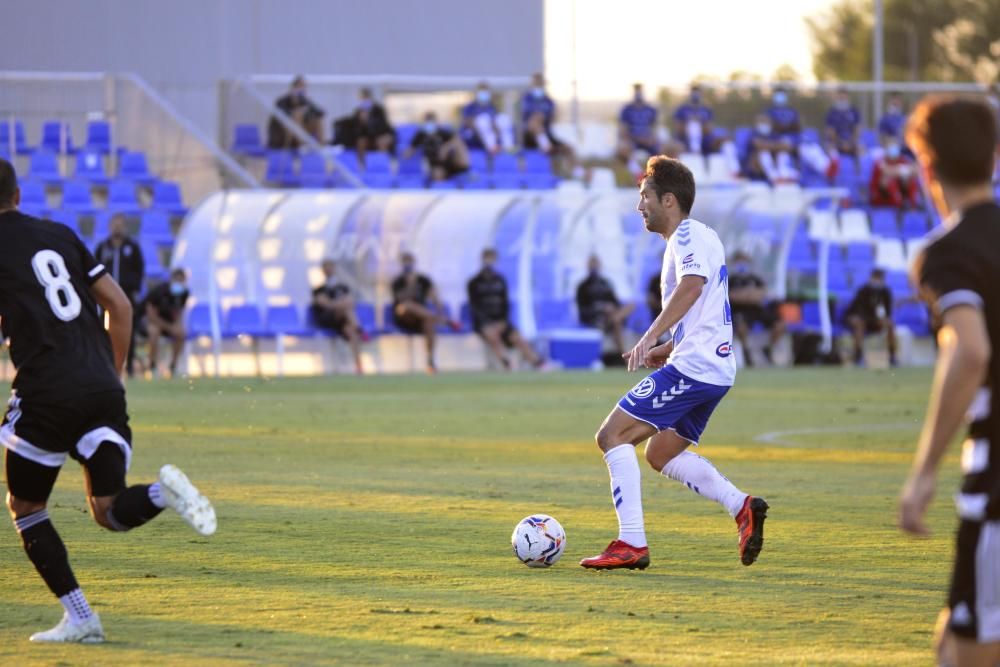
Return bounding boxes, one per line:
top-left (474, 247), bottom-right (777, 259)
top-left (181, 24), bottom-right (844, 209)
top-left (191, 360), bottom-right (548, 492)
top-left (94, 213), bottom-right (145, 376)
top-left (310, 259), bottom-right (365, 375)
top-left (520, 72), bottom-right (575, 173)
top-left (461, 81), bottom-right (515, 154)
top-left (878, 92), bottom-right (908, 143)
top-left (391, 252), bottom-right (458, 374)
top-left (404, 112), bottom-right (469, 182)
top-left (575, 255), bottom-right (635, 358)
top-left (267, 76), bottom-right (325, 149)
top-left (467, 248), bottom-right (546, 370)
top-left (331, 88), bottom-right (395, 162)
top-left (745, 113), bottom-right (798, 183)
top-left (142, 268), bottom-right (189, 378)
top-left (825, 87), bottom-right (862, 159)
top-left (727, 251), bottom-right (784, 367)
top-left (672, 84), bottom-right (715, 155)
top-left (617, 83), bottom-right (660, 165)
top-left (843, 268), bottom-right (897, 367)
top-left (869, 139), bottom-right (920, 208)
top-left (768, 86), bottom-right (834, 181)
top-left (646, 273), bottom-right (661, 321)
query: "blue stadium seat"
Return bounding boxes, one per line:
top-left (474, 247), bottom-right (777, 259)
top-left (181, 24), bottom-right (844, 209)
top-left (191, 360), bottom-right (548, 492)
top-left (85, 120), bottom-right (112, 154)
top-left (467, 150), bottom-right (489, 173)
top-left (894, 302), bottom-right (929, 335)
top-left (141, 240), bottom-right (167, 280)
top-left (265, 304), bottom-right (312, 336)
top-left (458, 303), bottom-right (474, 330)
top-left (395, 124), bottom-right (419, 153)
top-left (886, 270), bottom-right (912, 295)
top-left (232, 124), bottom-right (266, 157)
top-left (397, 153), bottom-right (425, 176)
top-left (151, 181), bottom-right (187, 216)
top-left (0, 120), bottom-right (33, 154)
top-left (118, 151), bottom-right (158, 186)
top-left (381, 303), bottom-right (400, 333)
top-left (91, 211), bottom-right (113, 241)
top-left (362, 173), bottom-right (394, 189)
top-left (859, 128), bottom-right (879, 150)
top-left (732, 126), bottom-right (753, 161)
top-left (336, 150), bottom-right (362, 174)
top-left (535, 300), bottom-right (574, 329)
top-left (74, 150), bottom-right (109, 184)
top-left (298, 152), bottom-right (329, 188)
top-left (355, 302), bottom-right (376, 334)
top-left (186, 303), bottom-right (220, 338)
top-left (28, 151), bottom-right (64, 186)
top-left (491, 153), bottom-right (519, 174)
top-left (19, 180), bottom-right (48, 211)
top-left (365, 151), bottom-right (392, 174)
top-left (60, 180), bottom-right (97, 215)
top-left (40, 121), bottom-right (75, 154)
top-left (140, 209), bottom-right (173, 243)
top-left (800, 127), bottom-right (821, 144)
top-left (900, 211), bottom-right (929, 239)
top-left (107, 180), bottom-right (141, 214)
top-left (845, 242), bottom-right (875, 264)
top-left (868, 207), bottom-right (898, 237)
top-left (264, 151), bottom-right (298, 187)
top-left (522, 150), bottom-right (552, 174)
top-left (226, 305), bottom-right (267, 337)
top-left (48, 209), bottom-right (81, 237)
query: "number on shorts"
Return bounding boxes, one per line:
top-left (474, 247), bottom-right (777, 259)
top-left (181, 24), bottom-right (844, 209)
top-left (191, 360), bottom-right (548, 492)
top-left (31, 249), bottom-right (82, 321)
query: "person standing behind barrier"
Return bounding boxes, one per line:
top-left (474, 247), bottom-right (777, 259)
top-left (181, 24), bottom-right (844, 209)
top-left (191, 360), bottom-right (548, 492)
top-left (311, 259), bottom-right (365, 375)
top-left (142, 268), bottom-right (189, 378)
top-left (467, 248), bottom-right (545, 371)
top-left (391, 252), bottom-right (458, 375)
top-left (94, 214), bottom-right (144, 376)
top-left (576, 255), bottom-right (635, 359)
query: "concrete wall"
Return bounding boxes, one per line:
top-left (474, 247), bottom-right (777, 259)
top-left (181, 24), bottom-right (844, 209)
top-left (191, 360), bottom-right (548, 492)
top-left (3, 0), bottom-right (544, 134)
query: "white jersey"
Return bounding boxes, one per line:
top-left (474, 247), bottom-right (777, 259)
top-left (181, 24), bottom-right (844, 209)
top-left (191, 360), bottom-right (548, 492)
top-left (660, 218), bottom-right (737, 386)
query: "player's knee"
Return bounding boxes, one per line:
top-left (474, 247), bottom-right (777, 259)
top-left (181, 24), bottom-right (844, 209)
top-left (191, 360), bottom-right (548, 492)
top-left (7, 494), bottom-right (45, 520)
top-left (595, 424), bottom-right (618, 452)
top-left (644, 443), bottom-right (664, 472)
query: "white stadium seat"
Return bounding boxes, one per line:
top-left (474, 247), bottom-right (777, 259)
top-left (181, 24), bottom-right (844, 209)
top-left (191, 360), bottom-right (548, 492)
top-left (807, 209), bottom-right (838, 240)
top-left (706, 153), bottom-right (735, 183)
top-left (905, 237), bottom-right (929, 266)
top-left (679, 153), bottom-right (707, 184)
top-left (875, 238), bottom-right (907, 271)
top-left (838, 208), bottom-right (871, 241)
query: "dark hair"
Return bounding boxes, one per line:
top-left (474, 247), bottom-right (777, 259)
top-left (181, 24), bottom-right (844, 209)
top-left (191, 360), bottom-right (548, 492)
top-left (292, 75), bottom-right (305, 88)
top-left (359, 87), bottom-right (372, 99)
top-left (481, 247), bottom-right (497, 259)
top-left (0, 158), bottom-right (17, 207)
top-left (871, 268), bottom-right (886, 279)
top-left (905, 95), bottom-right (998, 186)
top-left (644, 156), bottom-right (696, 214)
top-left (170, 267), bottom-right (187, 280)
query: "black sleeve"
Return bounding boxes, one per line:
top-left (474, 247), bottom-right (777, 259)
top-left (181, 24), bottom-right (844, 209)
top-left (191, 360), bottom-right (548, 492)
top-left (499, 276), bottom-right (509, 320)
top-left (467, 276), bottom-right (483, 328)
top-left (410, 131), bottom-right (426, 149)
top-left (916, 242), bottom-right (984, 320)
top-left (179, 290), bottom-right (190, 308)
top-left (70, 230), bottom-right (107, 285)
top-left (145, 284), bottom-right (166, 311)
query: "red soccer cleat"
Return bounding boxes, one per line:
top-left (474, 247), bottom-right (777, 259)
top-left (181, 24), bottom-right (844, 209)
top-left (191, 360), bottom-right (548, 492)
top-left (736, 496), bottom-right (769, 566)
top-left (579, 539), bottom-right (650, 570)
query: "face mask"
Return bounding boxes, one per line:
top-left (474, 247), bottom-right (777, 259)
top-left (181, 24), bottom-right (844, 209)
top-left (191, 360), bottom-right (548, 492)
top-left (483, 260), bottom-right (495, 271)
top-left (169, 281), bottom-right (185, 296)
top-left (634, 92), bottom-right (644, 103)
top-left (886, 143), bottom-right (901, 159)
top-left (756, 122), bottom-right (771, 135)
top-left (870, 279), bottom-right (884, 289)
top-left (835, 99), bottom-right (850, 110)
top-left (402, 264), bottom-right (415, 274)
top-left (690, 92), bottom-right (701, 104)
top-left (773, 92), bottom-right (787, 106)
top-left (477, 90), bottom-right (491, 103)
top-left (888, 104), bottom-right (901, 114)
top-left (423, 122), bottom-right (437, 134)
top-left (532, 87), bottom-right (544, 98)
top-left (733, 262), bottom-right (749, 274)
top-left (358, 99), bottom-right (372, 110)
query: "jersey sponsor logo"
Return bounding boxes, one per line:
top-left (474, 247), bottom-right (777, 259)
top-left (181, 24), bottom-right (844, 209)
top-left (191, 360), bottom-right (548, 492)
top-left (716, 342), bottom-right (732, 357)
top-left (630, 376), bottom-right (656, 399)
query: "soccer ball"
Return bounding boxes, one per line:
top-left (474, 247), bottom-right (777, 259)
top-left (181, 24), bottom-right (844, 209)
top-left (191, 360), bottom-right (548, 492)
top-left (511, 514), bottom-right (566, 568)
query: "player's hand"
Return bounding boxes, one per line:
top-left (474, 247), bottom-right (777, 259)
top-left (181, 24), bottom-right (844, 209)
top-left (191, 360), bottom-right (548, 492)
top-left (625, 334), bottom-right (656, 372)
top-left (898, 469), bottom-right (936, 536)
top-left (644, 343), bottom-right (671, 368)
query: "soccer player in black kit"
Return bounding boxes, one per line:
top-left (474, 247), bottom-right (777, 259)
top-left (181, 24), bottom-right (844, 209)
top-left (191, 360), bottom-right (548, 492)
top-left (0, 159), bottom-right (215, 643)
top-left (467, 248), bottom-right (545, 370)
top-left (897, 97), bottom-right (1000, 666)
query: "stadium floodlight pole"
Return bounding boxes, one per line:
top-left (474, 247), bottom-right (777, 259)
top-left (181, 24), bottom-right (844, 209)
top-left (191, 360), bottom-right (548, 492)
top-left (873, 0), bottom-right (885, 122)
top-left (570, 0), bottom-right (580, 142)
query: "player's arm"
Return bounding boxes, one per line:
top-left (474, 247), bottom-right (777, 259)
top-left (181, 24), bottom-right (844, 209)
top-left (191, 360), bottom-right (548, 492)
top-left (90, 274), bottom-right (133, 375)
top-left (900, 305), bottom-right (991, 535)
top-left (626, 275), bottom-right (703, 372)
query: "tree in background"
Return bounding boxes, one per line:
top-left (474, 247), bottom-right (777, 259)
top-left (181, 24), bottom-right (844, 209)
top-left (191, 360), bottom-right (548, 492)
top-left (806, 0), bottom-right (1000, 83)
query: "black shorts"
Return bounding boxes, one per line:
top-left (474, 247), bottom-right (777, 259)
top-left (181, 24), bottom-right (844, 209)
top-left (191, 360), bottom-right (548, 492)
top-left (394, 313), bottom-right (425, 335)
top-left (313, 309), bottom-right (350, 336)
top-left (731, 304), bottom-right (779, 329)
top-left (948, 519), bottom-right (1000, 642)
top-left (844, 312), bottom-right (886, 335)
top-left (475, 320), bottom-right (517, 347)
top-left (1, 389), bottom-right (132, 502)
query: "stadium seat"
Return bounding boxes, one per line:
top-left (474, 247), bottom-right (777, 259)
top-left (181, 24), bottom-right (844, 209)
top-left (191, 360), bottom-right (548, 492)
top-left (845, 242), bottom-right (875, 265)
top-left (732, 126), bottom-right (753, 162)
top-left (355, 302), bottom-right (377, 334)
top-left (151, 181), bottom-right (187, 216)
top-left (895, 302), bottom-right (930, 335)
top-left (264, 304), bottom-right (311, 336)
top-left (491, 153), bottom-right (519, 174)
top-left (19, 180), bottom-right (48, 211)
top-left (535, 300), bottom-right (574, 329)
top-left (522, 151), bottom-right (558, 189)
top-left (225, 305), bottom-right (268, 337)
top-left (489, 154), bottom-right (522, 188)
top-left (365, 151), bottom-right (392, 174)
top-left (467, 150), bottom-right (489, 174)
top-left (800, 128), bottom-right (821, 144)
top-left (298, 152), bottom-right (329, 188)
top-left (838, 209), bottom-right (871, 241)
top-left (186, 303), bottom-right (221, 338)
top-left (859, 128), bottom-right (879, 150)
top-left (905, 237), bottom-right (928, 265)
top-left (396, 153), bottom-right (426, 187)
top-left (875, 238), bottom-right (907, 271)
top-left (90, 211), bottom-right (113, 240)
top-left (706, 153), bottom-right (733, 183)
top-left (886, 270), bottom-right (912, 298)
top-left (868, 207), bottom-right (898, 238)
top-left (74, 150), bottom-right (110, 184)
top-left (679, 153), bottom-right (707, 184)
top-left (48, 209), bottom-right (81, 236)
top-left (107, 180), bottom-right (142, 214)
top-left (395, 124), bottom-right (418, 153)
top-left (264, 151), bottom-right (298, 187)
top-left (85, 120), bottom-right (112, 154)
top-left (806, 209), bottom-right (838, 240)
top-left (336, 150), bottom-right (362, 174)
top-left (60, 180), bottom-right (97, 215)
top-left (141, 240), bottom-right (167, 280)
top-left (140, 209), bottom-right (173, 243)
top-left (900, 210), bottom-right (929, 239)
top-left (118, 151), bottom-right (158, 186)
top-left (40, 121), bottom-right (75, 154)
top-left (0, 119), bottom-right (33, 154)
top-left (232, 124), bottom-right (267, 157)
top-left (28, 151), bottom-right (64, 187)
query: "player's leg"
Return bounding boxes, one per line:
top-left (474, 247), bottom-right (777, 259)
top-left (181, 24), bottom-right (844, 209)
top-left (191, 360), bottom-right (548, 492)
top-left (5, 450), bottom-right (104, 643)
top-left (478, 322), bottom-right (510, 369)
top-left (506, 326), bottom-right (544, 368)
top-left (939, 520), bottom-right (1000, 667)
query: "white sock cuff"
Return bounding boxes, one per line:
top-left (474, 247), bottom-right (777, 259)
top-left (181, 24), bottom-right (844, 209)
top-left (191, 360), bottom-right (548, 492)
top-left (603, 443), bottom-right (637, 465)
top-left (148, 483), bottom-right (167, 509)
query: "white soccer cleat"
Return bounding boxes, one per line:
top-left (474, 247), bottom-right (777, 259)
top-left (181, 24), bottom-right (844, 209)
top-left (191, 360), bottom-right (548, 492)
top-left (158, 464), bottom-right (217, 536)
top-left (29, 612), bottom-right (104, 643)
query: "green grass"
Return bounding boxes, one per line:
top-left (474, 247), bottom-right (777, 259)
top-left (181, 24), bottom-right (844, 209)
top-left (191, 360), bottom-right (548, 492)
top-left (0, 367), bottom-right (956, 665)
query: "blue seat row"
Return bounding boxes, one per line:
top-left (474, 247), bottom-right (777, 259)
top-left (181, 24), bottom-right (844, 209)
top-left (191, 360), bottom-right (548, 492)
top-left (2, 119), bottom-right (116, 155)
top-left (17, 179), bottom-right (186, 217)
top-left (21, 149), bottom-right (158, 187)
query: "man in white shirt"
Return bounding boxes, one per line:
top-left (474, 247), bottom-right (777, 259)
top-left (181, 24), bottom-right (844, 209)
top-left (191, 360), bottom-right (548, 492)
top-left (580, 156), bottom-right (768, 571)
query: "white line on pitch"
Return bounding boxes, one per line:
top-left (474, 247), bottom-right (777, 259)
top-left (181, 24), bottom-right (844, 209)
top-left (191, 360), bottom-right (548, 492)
top-left (753, 422), bottom-right (918, 447)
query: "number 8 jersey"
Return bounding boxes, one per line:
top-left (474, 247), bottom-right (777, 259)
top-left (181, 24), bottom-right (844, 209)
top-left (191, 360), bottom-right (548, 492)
top-left (0, 210), bottom-right (120, 400)
top-left (660, 218), bottom-right (737, 387)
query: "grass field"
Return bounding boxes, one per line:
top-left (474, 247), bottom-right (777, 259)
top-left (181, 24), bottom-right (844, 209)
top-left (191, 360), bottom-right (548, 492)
top-left (0, 367), bottom-right (958, 666)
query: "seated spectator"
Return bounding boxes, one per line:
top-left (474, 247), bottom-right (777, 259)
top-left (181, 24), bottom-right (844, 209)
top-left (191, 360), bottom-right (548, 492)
top-left (843, 268), bottom-right (897, 367)
top-left (520, 73), bottom-right (576, 173)
top-left (616, 83), bottom-right (660, 165)
top-left (870, 140), bottom-right (919, 208)
top-left (94, 213), bottom-right (145, 377)
top-left (267, 76), bottom-right (325, 149)
top-left (728, 251), bottom-right (784, 367)
top-left (311, 258), bottom-right (365, 375)
top-left (142, 268), bottom-right (189, 378)
top-left (467, 248), bottom-right (546, 370)
top-left (768, 87), bottom-right (833, 181)
top-left (745, 113), bottom-right (798, 183)
top-left (878, 93), bottom-right (908, 144)
top-left (461, 82), bottom-right (515, 154)
top-left (672, 84), bottom-right (715, 155)
top-left (391, 252), bottom-right (458, 374)
top-left (575, 255), bottom-right (635, 358)
top-left (331, 88), bottom-right (395, 161)
top-left (825, 87), bottom-right (861, 159)
top-left (646, 273), bottom-right (661, 321)
top-left (404, 112), bottom-right (469, 182)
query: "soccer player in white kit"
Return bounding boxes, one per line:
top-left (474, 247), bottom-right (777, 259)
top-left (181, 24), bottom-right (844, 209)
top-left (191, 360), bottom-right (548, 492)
top-left (581, 156), bottom-right (768, 570)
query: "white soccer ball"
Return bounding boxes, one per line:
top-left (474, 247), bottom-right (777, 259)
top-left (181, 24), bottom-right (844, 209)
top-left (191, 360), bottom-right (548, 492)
top-left (511, 514), bottom-right (566, 568)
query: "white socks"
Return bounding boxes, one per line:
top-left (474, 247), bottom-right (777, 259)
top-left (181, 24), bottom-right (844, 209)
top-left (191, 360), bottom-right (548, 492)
top-left (604, 444), bottom-right (647, 548)
top-left (148, 482), bottom-right (167, 509)
top-left (661, 451), bottom-right (748, 518)
top-left (60, 588), bottom-right (94, 623)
